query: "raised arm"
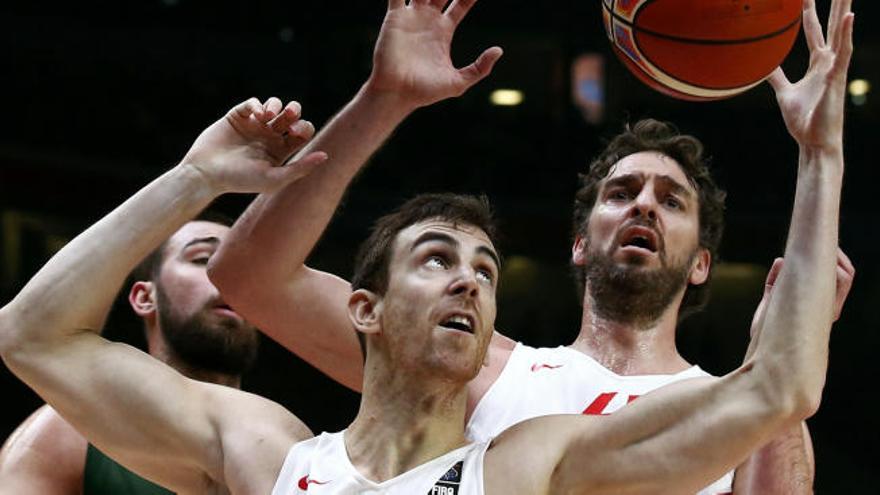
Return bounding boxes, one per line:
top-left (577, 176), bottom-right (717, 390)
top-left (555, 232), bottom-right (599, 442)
top-left (488, 1), bottom-right (854, 493)
top-left (0, 99), bottom-right (322, 493)
top-left (208, 0), bottom-right (502, 391)
top-left (734, 249), bottom-right (852, 494)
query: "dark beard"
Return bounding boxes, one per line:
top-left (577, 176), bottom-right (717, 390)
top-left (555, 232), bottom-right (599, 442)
top-left (585, 247), bottom-right (693, 328)
top-left (156, 288), bottom-right (259, 376)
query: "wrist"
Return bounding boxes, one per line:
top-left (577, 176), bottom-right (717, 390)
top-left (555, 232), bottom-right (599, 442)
top-left (798, 144), bottom-right (845, 176)
top-left (359, 78), bottom-right (422, 118)
top-left (172, 161), bottom-right (227, 200)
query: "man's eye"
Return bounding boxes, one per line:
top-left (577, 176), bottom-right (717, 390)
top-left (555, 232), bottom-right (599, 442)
top-left (476, 269), bottom-right (494, 285)
top-left (425, 256), bottom-right (448, 270)
top-left (192, 257), bottom-right (211, 265)
top-left (665, 196), bottom-right (682, 209)
top-left (610, 190), bottom-right (631, 200)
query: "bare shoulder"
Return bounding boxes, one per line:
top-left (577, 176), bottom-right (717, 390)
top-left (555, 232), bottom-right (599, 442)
top-left (202, 384), bottom-right (314, 492)
top-left (0, 404), bottom-right (87, 494)
top-left (466, 331), bottom-right (517, 416)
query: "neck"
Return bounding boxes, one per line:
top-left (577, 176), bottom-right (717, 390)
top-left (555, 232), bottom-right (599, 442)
top-left (569, 288), bottom-right (691, 375)
top-left (346, 357), bottom-right (469, 483)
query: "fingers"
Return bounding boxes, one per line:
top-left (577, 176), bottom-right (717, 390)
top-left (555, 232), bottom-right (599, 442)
top-left (837, 248), bottom-right (855, 277)
top-left (831, 12), bottom-right (854, 76)
top-left (832, 248), bottom-right (855, 322)
top-left (266, 151), bottom-right (329, 186)
top-left (765, 257), bottom-right (785, 290)
top-left (261, 97), bottom-right (283, 122)
top-left (429, 0), bottom-right (449, 9)
top-left (801, 0), bottom-right (825, 52)
top-left (826, 0), bottom-right (852, 51)
top-left (388, 0), bottom-right (405, 10)
top-left (281, 120), bottom-right (316, 154)
top-left (268, 101), bottom-right (302, 134)
top-left (446, 0), bottom-right (477, 25)
top-left (766, 67), bottom-right (790, 93)
top-left (458, 46), bottom-right (503, 88)
top-left (230, 98), bottom-right (264, 122)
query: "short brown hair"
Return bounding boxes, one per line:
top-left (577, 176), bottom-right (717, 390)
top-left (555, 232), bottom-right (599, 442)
top-left (571, 119), bottom-right (726, 320)
top-left (351, 193), bottom-right (500, 295)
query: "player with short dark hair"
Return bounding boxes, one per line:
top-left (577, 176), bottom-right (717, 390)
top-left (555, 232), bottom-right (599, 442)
top-left (209, 1), bottom-right (854, 493)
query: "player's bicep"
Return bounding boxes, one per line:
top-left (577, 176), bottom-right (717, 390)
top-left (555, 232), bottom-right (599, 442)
top-left (5, 333), bottom-right (225, 492)
top-left (250, 267), bottom-right (364, 391)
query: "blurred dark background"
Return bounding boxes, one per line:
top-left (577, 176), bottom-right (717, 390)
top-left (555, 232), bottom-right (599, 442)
top-left (1, 1), bottom-right (877, 491)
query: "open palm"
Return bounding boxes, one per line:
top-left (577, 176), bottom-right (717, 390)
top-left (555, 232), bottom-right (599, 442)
top-left (368, 0), bottom-right (503, 109)
top-left (769, 0), bottom-right (854, 150)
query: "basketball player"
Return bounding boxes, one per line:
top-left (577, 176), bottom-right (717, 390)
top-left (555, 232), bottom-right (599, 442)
top-left (0, 213), bottom-right (262, 495)
top-left (0, 98), bottom-right (326, 495)
top-left (0, 51), bottom-right (849, 490)
top-left (209, 0), bottom-right (854, 493)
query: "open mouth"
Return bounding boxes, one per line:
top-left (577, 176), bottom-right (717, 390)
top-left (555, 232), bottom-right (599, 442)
top-left (619, 227), bottom-right (659, 253)
top-left (439, 314), bottom-right (475, 334)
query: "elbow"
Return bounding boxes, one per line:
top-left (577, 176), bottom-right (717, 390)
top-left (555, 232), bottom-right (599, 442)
top-left (756, 365), bottom-right (824, 424)
top-left (788, 386), bottom-right (823, 421)
top-left (0, 305), bottom-right (26, 367)
top-left (0, 306), bottom-right (16, 357)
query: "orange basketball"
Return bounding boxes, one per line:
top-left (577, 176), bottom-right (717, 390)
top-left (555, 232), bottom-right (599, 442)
top-left (602, 0), bottom-right (803, 101)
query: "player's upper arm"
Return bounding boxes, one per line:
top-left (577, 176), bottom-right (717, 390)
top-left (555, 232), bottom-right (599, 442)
top-left (4, 333), bottom-right (244, 493)
top-left (220, 266), bottom-right (365, 391)
top-left (0, 405), bottom-right (87, 495)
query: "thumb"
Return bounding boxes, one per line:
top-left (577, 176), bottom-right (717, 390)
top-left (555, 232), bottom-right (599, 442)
top-left (766, 67), bottom-right (790, 94)
top-left (458, 46), bottom-right (503, 89)
top-left (265, 151), bottom-right (329, 188)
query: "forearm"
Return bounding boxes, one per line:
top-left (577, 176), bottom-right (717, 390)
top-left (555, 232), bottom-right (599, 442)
top-left (733, 423), bottom-right (814, 494)
top-left (0, 164), bottom-right (217, 353)
top-left (212, 86), bottom-right (413, 294)
top-left (208, 88), bottom-right (416, 386)
top-left (753, 146), bottom-right (842, 410)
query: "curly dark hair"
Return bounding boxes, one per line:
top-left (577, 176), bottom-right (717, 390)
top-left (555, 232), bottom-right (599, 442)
top-left (571, 119), bottom-right (726, 321)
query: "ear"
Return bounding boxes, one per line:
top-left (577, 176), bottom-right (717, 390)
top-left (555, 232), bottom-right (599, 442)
top-left (348, 289), bottom-right (382, 337)
top-left (688, 248), bottom-right (711, 286)
top-left (129, 281), bottom-right (157, 318)
top-left (571, 235), bottom-right (588, 266)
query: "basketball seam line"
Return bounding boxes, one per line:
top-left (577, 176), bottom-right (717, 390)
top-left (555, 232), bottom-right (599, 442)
top-left (605, 6), bottom-right (802, 46)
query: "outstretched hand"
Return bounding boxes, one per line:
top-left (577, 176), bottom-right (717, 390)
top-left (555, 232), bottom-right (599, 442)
top-left (182, 97), bottom-right (328, 194)
top-left (768, 0), bottom-right (854, 151)
top-left (367, 0), bottom-right (503, 109)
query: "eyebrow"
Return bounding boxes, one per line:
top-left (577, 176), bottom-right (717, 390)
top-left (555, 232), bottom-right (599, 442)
top-left (604, 173), bottom-right (694, 200)
top-left (181, 236), bottom-right (221, 252)
top-left (411, 231), bottom-right (501, 271)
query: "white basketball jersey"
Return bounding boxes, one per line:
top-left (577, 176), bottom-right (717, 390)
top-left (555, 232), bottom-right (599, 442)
top-left (465, 343), bottom-right (734, 495)
top-left (271, 431), bottom-right (488, 495)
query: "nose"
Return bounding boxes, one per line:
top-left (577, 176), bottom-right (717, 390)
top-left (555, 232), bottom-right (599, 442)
top-left (448, 267), bottom-right (480, 299)
top-left (629, 188), bottom-right (657, 221)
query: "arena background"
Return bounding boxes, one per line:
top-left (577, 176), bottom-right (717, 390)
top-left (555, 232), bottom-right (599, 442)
top-left (1, 1), bottom-right (877, 490)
